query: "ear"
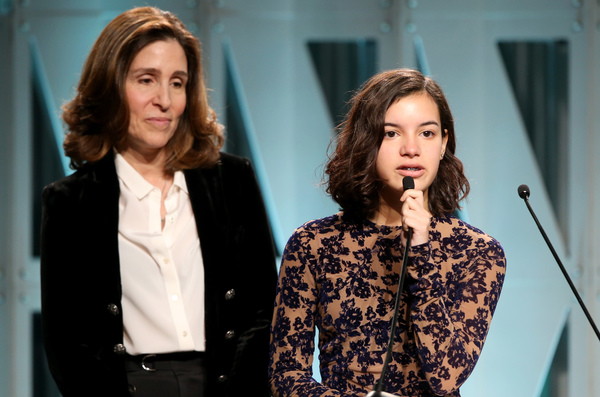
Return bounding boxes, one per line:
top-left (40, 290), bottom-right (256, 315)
top-left (441, 129), bottom-right (449, 157)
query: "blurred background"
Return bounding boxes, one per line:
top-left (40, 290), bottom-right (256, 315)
top-left (1, 0), bottom-right (599, 396)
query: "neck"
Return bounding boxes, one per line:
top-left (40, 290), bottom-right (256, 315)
top-left (119, 148), bottom-right (172, 188)
top-left (370, 200), bottom-right (403, 227)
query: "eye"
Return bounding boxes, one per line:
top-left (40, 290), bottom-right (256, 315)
top-left (139, 77), bottom-right (153, 85)
top-left (421, 130), bottom-right (435, 138)
top-left (171, 80), bottom-right (186, 89)
top-left (384, 130), bottom-right (397, 138)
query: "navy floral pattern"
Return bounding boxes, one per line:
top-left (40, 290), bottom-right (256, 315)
top-left (269, 213), bottom-right (506, 397)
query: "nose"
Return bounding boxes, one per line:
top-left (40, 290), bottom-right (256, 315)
top-left (400, 134), bottom-right (420, 157)
top-left (152, 82), bottom-right (171, 110)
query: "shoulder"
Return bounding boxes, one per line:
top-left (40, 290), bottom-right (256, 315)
top-left (184, 152), bottom-right (251, 174)
top-left (43, 158), bottom-right (111, 196)
top-left (186, 152), bottom-right (254, 186)
top-left (281, 214), bottom-right (344, 263)
top-left (284, 213), bottom-right (363, 253)
top-left (432, 214), bottom-right (496, 240)
top-left (42, 155), bottom-right (119, 216)
top-left (218, 152), bottom-right (252, 172)
top-left (431, 214), bottom-right (506, 262)
top-left (293, 213), bottom-right (344, 235)
top-left (45, 154), bottom-right (115, 188)
top-left (284, 214), bottom-right (340, 245)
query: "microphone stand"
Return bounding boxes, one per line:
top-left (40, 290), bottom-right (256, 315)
top-left (518, 184), bottom-right (600, 342)
top-left (367, 228), bottom-right (413, 397)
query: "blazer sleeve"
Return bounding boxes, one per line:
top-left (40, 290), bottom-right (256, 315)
top-left (40, 178), bottom-right (129, 396)
top-left (41, 182), bottom-right (73, 393)
top-left (217, 154), bottom-right (279, 396)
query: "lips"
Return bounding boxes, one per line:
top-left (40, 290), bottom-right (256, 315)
top-left (397, 164), bottom-right (424, 178)
top-left (398, 164), bottom-right (423, 171)
top-left (146, 117), bottom-right (172, 128)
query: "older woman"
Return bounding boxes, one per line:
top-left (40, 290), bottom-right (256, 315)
top-left (269, 69), bottom-right (506, 397)
top-left (41, 7), bottom-right (277, 397)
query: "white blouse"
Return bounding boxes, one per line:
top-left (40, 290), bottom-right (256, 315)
top-left (114, 153), bottom-right (206, 355)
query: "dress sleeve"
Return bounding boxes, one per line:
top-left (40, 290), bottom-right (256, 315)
top-left (269, 227), bottom-right (349, 397)
top-left (406, 227), bottom-right (506, 395)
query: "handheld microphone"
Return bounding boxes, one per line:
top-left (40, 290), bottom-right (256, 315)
top-left (403, 176), bottom-right (415, 193)
top-left (370, 176), bottom-right (415, 397)
top-left (401, 175), bottom-right (415, 240)
top-left (517, 184), bottom-right (600, 341)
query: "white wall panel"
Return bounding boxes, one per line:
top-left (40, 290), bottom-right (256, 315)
top-left (208, 0), bottom-right (400, 246)
top-left (0, 10), bottom-right (16, 397)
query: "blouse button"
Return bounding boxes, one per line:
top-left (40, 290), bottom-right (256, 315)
top-left (224, 289), bottom-right (236, 301)
top-left (217, 375), bottom-right (228, 383)
top-left (225, 330), bottom-right (236, 340)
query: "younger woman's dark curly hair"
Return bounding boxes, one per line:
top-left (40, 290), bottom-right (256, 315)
top-left (62, 6), bottom-right (223, 171)
top-left (325, 68), bottom-right (469, 218)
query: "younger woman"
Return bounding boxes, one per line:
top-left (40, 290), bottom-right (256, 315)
top-left (269, 69), bottom-right (506, 397)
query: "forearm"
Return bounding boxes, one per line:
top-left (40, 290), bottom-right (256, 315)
top-left (270, 369), bottom-right (348, 397)
top-left (407, 242), bottom-right (500, 395)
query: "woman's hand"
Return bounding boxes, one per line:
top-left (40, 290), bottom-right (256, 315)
top-left (400, 189), bottom-right (431, 247)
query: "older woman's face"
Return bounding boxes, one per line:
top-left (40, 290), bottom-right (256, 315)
top-left (123, 39), bottom-right (188, 156)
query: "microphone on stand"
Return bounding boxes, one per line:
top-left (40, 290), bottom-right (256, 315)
top-left (517, 184), bottom-right (600, 341)
top-left (367, 176), bottom-right (415, 397)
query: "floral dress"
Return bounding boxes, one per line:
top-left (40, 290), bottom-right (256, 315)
top-left (269, 212), bottom-right (506, 397)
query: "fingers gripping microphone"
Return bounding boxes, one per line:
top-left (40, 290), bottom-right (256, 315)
top-left (369, 177), bottom-right (415, 397)
top-left (518, 184), bottom-right (600, 342)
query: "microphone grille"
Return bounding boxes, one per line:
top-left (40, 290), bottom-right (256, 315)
top-left (403, 176), bottom-right (415, 191)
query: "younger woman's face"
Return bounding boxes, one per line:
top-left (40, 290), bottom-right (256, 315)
top-left (376, 92), bottom-right (448, 205)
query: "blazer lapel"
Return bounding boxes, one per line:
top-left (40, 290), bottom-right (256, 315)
top-left (184, 165), bottom-right (229, 279)
top-left (72, 154), bottom-right (122, 301)
top-left (184, 165), bottom-right (230, 352)
top-left (185, 165), bottom-right (227, 247)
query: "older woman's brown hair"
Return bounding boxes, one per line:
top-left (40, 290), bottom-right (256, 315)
top-left (325, 68), bottom-right (470, 218)
top-left (62, 6), bottom-right (223, 171)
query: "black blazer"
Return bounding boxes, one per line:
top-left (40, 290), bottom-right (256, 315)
top-left (40, 152), bottom-right (278, 396)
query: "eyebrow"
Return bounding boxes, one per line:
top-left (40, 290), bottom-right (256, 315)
top-left (129, 67), bottom-right (189, 79)
top-left (384, 120), bottom-right (440, 128)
